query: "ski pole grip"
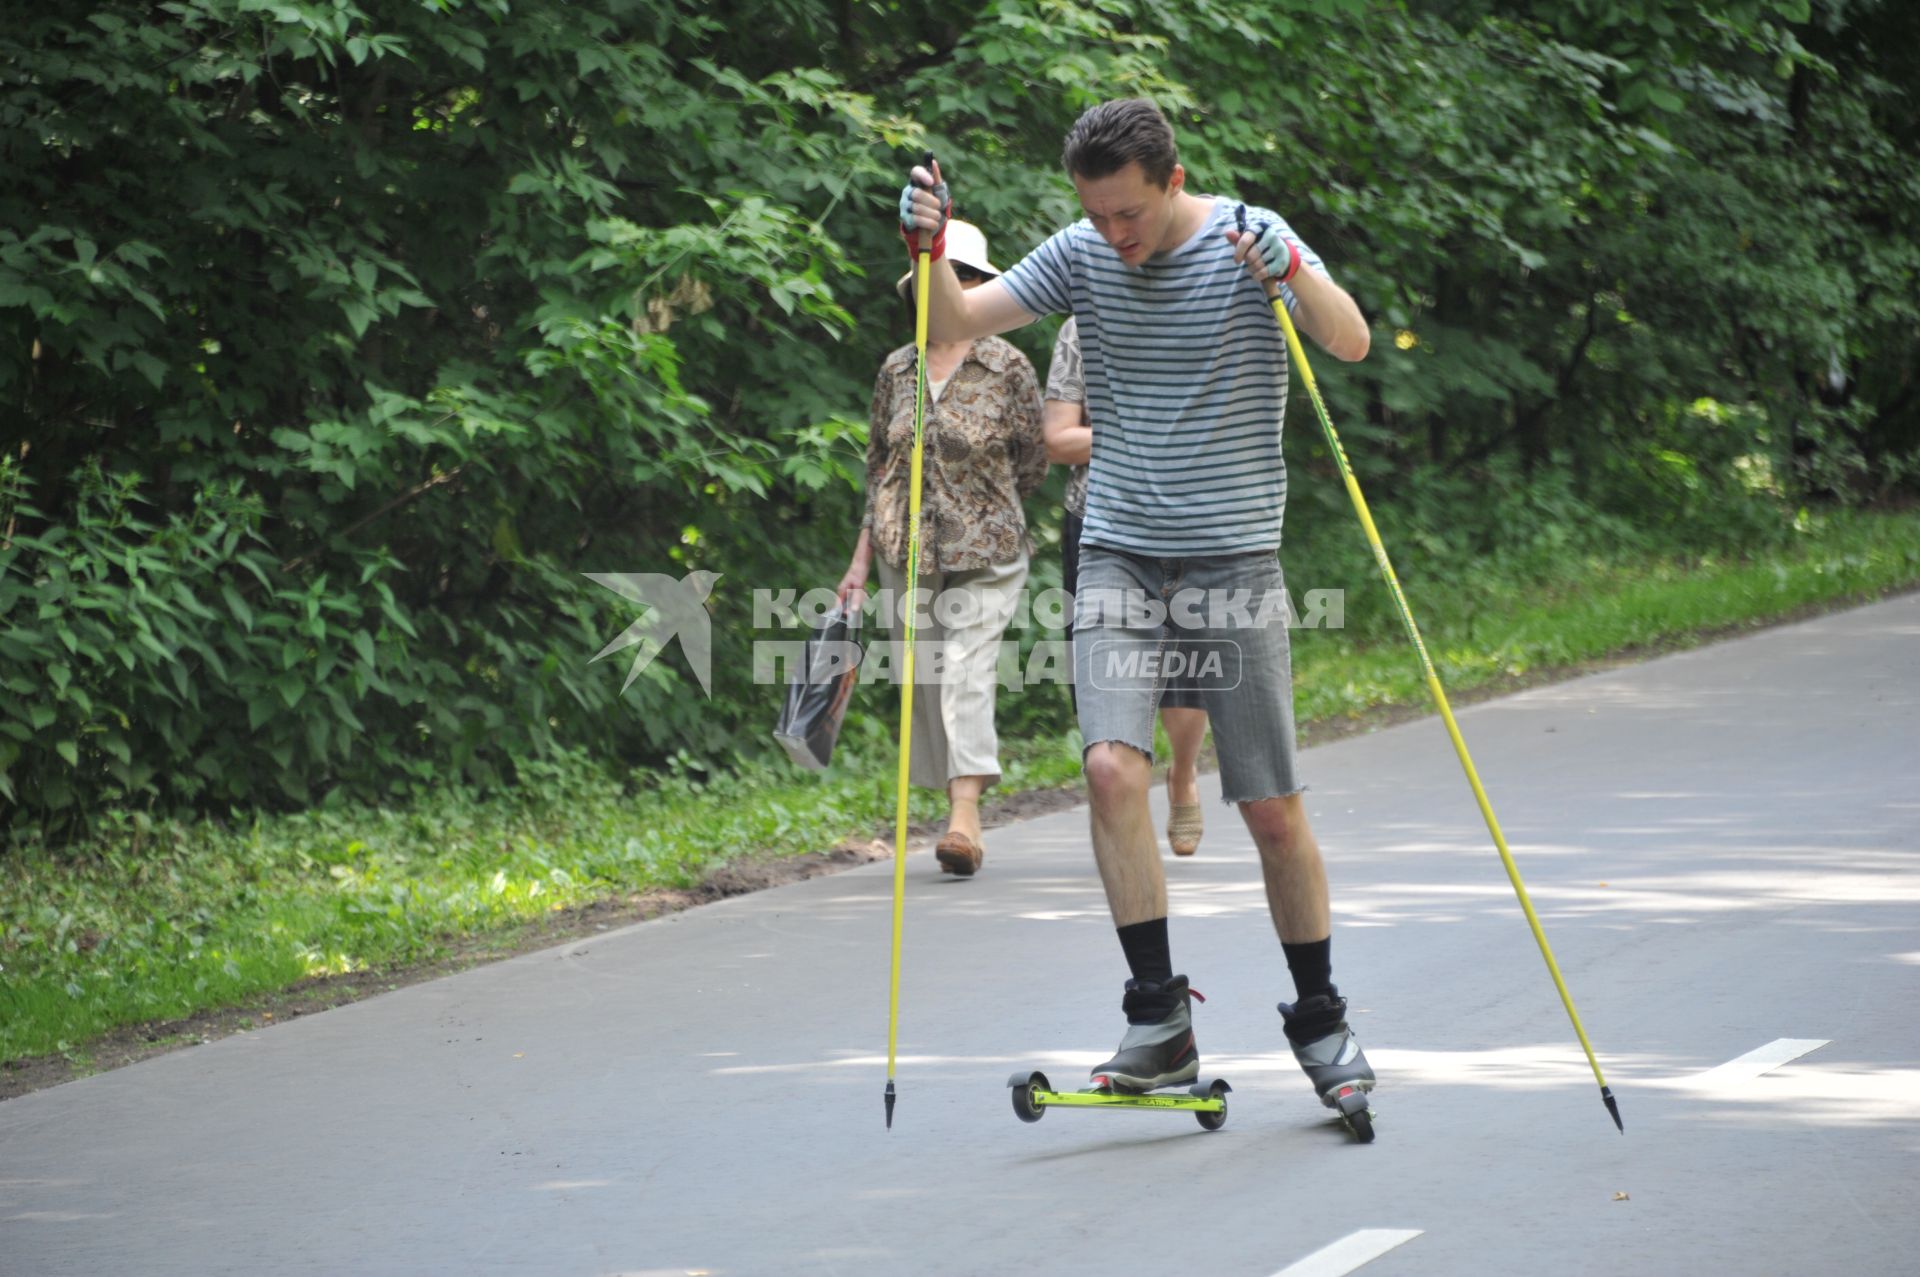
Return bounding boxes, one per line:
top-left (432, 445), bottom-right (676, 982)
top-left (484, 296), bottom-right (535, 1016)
top-left (907, 151), bottom-right (947, 262)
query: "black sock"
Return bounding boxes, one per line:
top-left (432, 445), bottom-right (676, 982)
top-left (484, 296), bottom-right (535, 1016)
top-left (1116, 918), bottom-right (1173, 985)
top-left (1282, 937), bottom-right (1334, 1001)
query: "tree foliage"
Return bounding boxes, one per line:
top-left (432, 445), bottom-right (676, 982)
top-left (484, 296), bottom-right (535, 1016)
top-left (2, 0), bottom-right (1915, 838)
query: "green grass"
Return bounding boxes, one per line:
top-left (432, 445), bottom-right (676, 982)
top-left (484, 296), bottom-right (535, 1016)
top-left (3, 506), bottom-right (1917, 1065)
top-left (0, 734), bottom-right (1084, 1062)
top-left (1291, 506), bottom-right (1920, 723)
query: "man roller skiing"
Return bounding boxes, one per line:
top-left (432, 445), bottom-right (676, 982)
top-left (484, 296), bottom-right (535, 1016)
top-left (897, 98), bottom-right (1379, 1121)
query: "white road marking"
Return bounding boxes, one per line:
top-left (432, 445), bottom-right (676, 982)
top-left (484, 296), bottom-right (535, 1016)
top-left (1686, 1038), bottom-right (1830, 1090)
top-left (1271, 1229), bottom-right (1424, 1277)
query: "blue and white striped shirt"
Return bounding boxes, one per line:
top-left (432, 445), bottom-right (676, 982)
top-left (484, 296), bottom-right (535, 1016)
top-left (1000, 198), bottom-right (1323, 557)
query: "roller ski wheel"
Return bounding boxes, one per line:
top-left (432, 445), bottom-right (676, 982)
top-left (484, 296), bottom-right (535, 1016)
top-left (1332, 1084), bottom-right (1375, 1143)
top-left (1192, 1077), bottom-right (1231, 1131)
top-left (1009, 1070), bottom-right (1049, 1123)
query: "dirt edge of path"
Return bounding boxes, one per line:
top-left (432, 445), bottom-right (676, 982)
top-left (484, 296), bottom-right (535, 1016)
top-left (4, 582), bottom-right (1912, 1101)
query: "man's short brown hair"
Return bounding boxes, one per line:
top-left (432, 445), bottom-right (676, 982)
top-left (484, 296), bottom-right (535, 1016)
top-left (1061, 99), bottom-right (1179, 187)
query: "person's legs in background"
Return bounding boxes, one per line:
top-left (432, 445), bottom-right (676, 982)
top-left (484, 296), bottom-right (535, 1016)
top-left (929, 556), bottom-right (1028, 875)
top-left (1161, 700), bottom-right (1207, 855)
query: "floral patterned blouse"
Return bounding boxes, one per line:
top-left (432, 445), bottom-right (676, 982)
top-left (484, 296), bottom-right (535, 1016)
top-left (862, 335), bottom-right (1048, 574)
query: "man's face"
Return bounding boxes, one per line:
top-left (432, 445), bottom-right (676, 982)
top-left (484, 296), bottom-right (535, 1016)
top-left (1072, 161), bottom-right (1184, 266)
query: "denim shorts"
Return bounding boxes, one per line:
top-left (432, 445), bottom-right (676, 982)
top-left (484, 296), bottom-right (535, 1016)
top-left (1064, 511), bottom-right (1202, 712)
top-left (1072, 544), bottom-right (1303, 803)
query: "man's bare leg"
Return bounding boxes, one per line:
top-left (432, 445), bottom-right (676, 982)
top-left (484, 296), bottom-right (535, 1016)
top-left (1084, 740), bottom-right (1199, 1090)
top-left (1241, 792), bottom-right (1375, 1114)
top-left (1084, 742), bottom-right (1163, 924)
top-left (1240, 792), bottom-right (1330, 942)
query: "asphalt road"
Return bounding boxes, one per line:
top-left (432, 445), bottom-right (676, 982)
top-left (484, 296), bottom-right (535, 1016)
top-left (4, 594), bottom-right (1917, 1277)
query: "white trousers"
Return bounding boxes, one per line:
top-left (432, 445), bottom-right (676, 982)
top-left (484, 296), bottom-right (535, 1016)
top-left (873, 556), bottom-right (1029, 790)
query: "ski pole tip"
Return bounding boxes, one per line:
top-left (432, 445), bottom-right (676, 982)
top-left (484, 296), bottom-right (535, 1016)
top-left (1602, 1086), bottom-right (1623, 1133)
top-left (884, 1080), bottom-right (897, 1130)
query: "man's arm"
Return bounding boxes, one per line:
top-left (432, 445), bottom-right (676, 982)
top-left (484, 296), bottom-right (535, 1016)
top-left (920, 265), bottom-right (1039, 344)
top-left (1278, 264), bottom-right (1370, 363)
top-left (901, 161), bottom-right (1039, 343)
top-left (1224, 220), bottom-right (1371, 362)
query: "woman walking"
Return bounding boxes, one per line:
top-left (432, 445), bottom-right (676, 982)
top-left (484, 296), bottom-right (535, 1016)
top-left (838, 221), bottom-right (1048, 876)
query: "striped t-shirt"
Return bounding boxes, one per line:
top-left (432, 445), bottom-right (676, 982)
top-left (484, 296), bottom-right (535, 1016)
top-left (999, 198), bottom-right (1324, 557)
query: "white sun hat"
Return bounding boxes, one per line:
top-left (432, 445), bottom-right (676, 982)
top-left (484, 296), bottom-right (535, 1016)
top-left (896, 219), bottom-right (1000, 299)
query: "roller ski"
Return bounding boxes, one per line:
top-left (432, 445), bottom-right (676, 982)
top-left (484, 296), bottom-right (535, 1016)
top-left (1008, 976), bottom-right (1232, 1131)
top-left (1280, 991), bottom-right (1377, 1143)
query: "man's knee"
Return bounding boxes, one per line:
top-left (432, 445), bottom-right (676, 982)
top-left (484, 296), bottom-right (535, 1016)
top-left (1241, 792), bottom-right (1312, 855)
top-left (1084, 740), bottom-right (1151, 808)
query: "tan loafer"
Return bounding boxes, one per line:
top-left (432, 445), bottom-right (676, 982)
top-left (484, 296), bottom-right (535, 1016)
top-left (935, 831), bottom-right (984, 876)
top-left (1167, 802), bottom-right (1203, 856)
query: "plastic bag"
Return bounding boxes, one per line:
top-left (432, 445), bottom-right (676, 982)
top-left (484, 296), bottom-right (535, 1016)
top-left (772, 602), bottom-right (864, 770)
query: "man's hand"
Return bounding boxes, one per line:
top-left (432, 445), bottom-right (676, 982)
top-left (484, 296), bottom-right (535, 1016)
top-left (899, 157), bottom-right (951, 260)
top-left (1227, 203), bottom-right (1371, 361)
top-left (1225, 203), bottom-right (1302, 289)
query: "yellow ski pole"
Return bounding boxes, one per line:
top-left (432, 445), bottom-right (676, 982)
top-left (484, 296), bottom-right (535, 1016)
top-left (885, 153), bottom-right (937, 1130)
top-left (1248, 210), bottom-right (1622, 1133)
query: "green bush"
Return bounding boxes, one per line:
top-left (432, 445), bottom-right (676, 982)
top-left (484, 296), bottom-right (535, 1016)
top-left (3, 0), bottom-right (1916, 840)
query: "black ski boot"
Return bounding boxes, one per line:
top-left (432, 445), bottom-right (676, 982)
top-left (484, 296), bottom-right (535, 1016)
top-left (1090, 976), bottom-right (1203, 1093)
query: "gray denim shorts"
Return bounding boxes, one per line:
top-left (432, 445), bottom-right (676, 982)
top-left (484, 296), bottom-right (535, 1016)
top-left (1072, 544), bottom-right (1303, 803)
